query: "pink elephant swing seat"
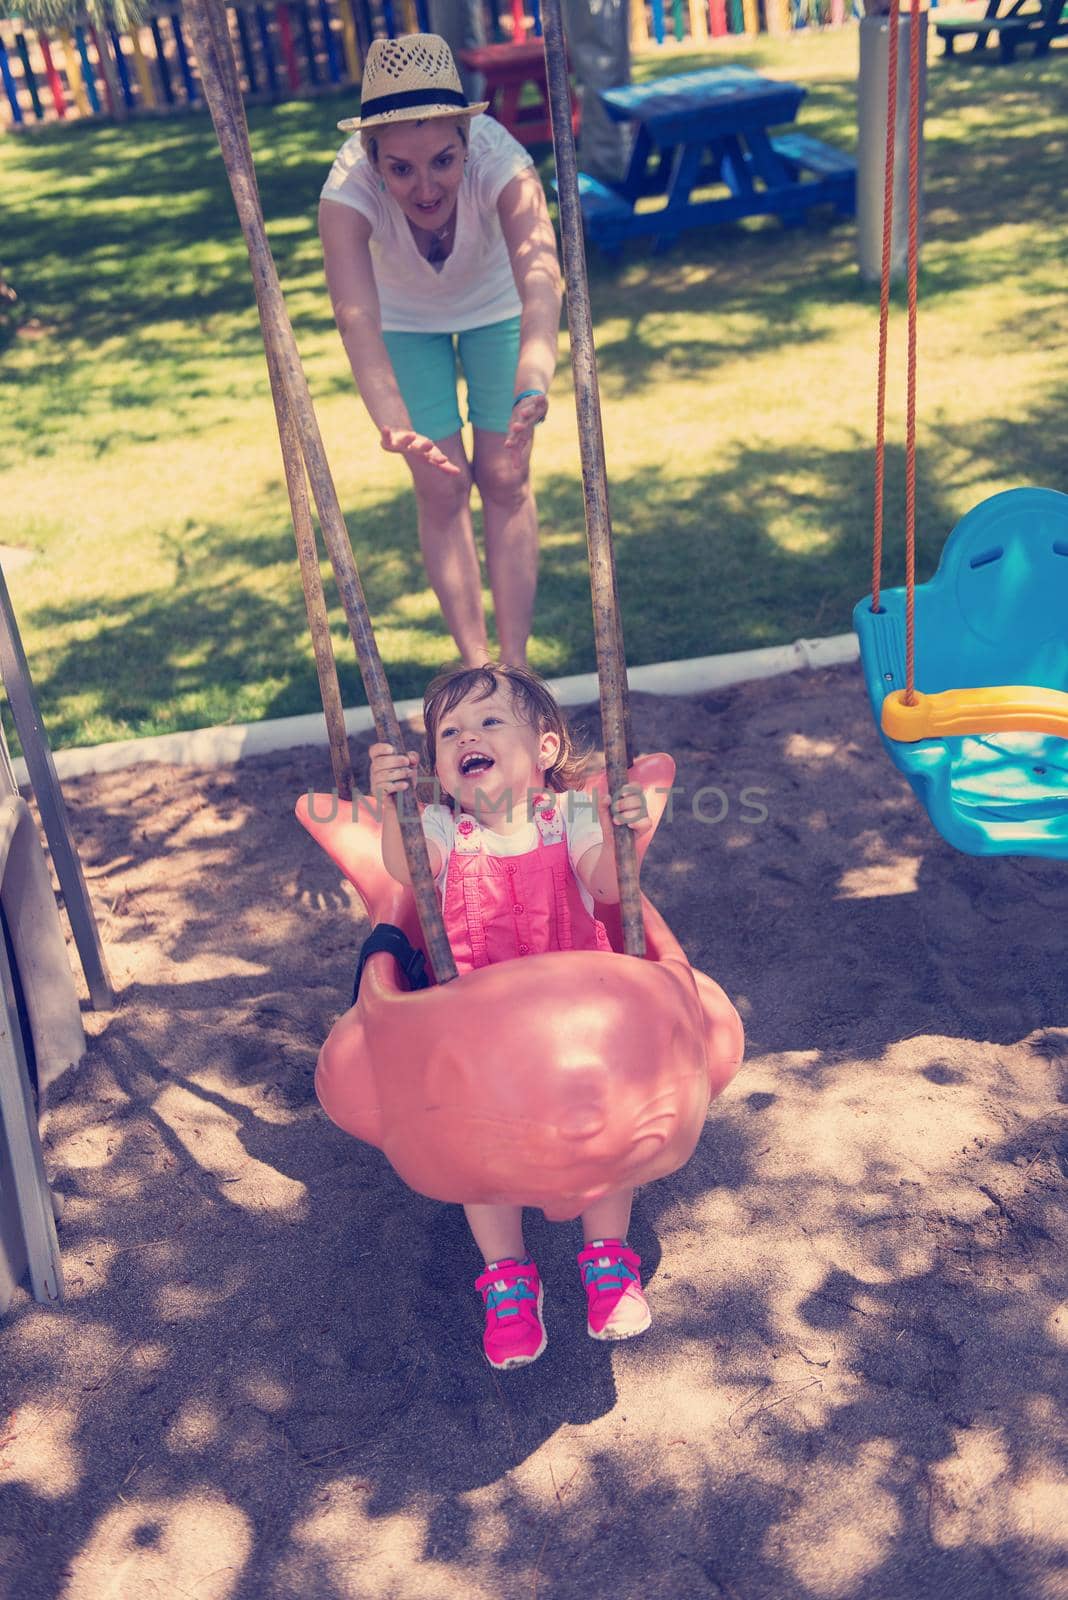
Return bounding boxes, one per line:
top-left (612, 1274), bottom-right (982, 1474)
top-left (298, 751), bottom-right (744, 1223)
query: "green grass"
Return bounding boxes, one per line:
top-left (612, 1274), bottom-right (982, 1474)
top-left (1, 30), bottom-right (1066, 749)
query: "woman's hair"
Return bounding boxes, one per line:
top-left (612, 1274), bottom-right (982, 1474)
top-left (422, 664), bottom-right (591, 795)
top-left (363, 120), bottom-right (470, 161)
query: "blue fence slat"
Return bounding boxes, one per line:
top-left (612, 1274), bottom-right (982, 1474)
top-left (296, 0), bottom-right (319, 83)
top-left (0, 34), bottom-right (24, 125)
top-left (109, 28), bottom-right (135, 107)
top-left (150, 17), bottom-right (175, 103)
top-left (254, 5), bottom-right (279, 93)
top-left (318, 0), bottom-right (341, 82)
top-left (170, 13), bottom-right (197, 102)
top-left (234, 7), bottom-right (259, 91)
top-left (14, 32), bottom-right (44, 119)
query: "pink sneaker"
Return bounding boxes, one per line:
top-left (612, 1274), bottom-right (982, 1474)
top-left (474, 1258), bottom-right (547, 1369)
top-left (577, 1240), bottom-right (652, 1341)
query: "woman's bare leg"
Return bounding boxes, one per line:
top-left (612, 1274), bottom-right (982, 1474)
top-left (406, 431), bottom-right (490, 667)
top-left (472, 427), bottom-right (538, 667)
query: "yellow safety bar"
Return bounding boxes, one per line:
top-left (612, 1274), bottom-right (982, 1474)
top-left (882, 685), bottom-right (1068, 743)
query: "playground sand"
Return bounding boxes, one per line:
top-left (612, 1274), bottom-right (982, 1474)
top-left (1, 662), bottom-right (1066, 1600)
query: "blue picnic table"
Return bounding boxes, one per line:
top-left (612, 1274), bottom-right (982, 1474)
top-left (567, 66), bottom-right (856, 255)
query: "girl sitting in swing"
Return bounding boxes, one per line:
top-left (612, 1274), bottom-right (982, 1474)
top-left (370, 662), bottom-right (655, 1369)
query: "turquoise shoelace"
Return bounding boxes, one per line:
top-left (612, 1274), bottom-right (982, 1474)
top-left (484, 1276), bottom-right (536, 1318)
top-left (582, 1257), bottom-right (636, 1293)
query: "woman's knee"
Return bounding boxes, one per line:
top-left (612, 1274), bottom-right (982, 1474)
top-left (411, 463), bottom-right (473, 520)
top-left (475, 453), bottom-right (532, 514)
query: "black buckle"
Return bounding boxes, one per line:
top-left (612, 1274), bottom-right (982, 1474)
top-left (351, 924), bottom-right (430, 1005)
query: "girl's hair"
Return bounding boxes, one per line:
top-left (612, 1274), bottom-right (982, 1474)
top-left (363, 120), bottom-right (470, 160)
top-left (422, 664), bottom-right (590, 795)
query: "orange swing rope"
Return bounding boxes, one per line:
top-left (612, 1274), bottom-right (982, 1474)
top-left (869, 6), bottom-right (1068, 748)
top-left (871, 0), bottom-right (923, 707)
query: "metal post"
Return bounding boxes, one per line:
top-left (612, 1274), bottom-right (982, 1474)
top-left (857, 8), bottom-right (928, 283)
top-left (0, 565), bottom-right (115, 1011)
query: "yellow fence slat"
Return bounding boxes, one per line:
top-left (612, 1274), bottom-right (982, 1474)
top-left (58, 27), bottom-right (90, 116)
top-left (130, 28), bottom-right (157, 108)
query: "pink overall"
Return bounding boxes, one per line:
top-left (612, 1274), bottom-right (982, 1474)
top-left (441, 797), bottom-right (613, 975)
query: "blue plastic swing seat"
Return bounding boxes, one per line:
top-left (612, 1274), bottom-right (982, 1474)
top-left (854, 486), bottom-right (1068, 858)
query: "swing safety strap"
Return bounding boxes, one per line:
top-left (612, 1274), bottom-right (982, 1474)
top-left (352, 924), bottom-right (430, 1005)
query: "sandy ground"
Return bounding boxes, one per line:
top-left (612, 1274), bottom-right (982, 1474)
top-left (0, 662), bottom-right (1066, 1600)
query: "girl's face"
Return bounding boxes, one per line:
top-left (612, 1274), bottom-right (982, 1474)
top-left (374, 121), bottom-right (466, 232)
top-left (433, 683), bottom-right (560, 820)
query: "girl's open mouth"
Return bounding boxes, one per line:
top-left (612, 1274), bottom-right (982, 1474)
top-left (459, 753), bottom-right (494, 776)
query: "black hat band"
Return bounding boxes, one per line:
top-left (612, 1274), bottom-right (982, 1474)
top-left (360, 87), bottom-right (469, 118)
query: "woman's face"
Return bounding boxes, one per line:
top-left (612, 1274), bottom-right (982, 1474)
top-left (374, 121), bottom-right (466, 231)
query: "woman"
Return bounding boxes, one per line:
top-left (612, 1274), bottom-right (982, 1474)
top-left (319, 34), bottom-right (564, 669)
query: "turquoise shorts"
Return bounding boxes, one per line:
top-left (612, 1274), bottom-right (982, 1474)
top-left (381, 314), bottom-right (522, 442)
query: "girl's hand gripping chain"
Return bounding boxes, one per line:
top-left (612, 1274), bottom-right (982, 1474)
top-left (368, 742), bottom-right (420, 799)
top-left (599, 781), bottom-right (653, 838)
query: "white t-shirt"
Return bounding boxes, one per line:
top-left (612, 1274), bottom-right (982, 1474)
top-left (421, 795), bottom-right (605, 915)
top-left (320, 115), bottom-right (534, 334)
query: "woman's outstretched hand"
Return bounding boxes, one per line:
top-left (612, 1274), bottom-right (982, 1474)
top-left (379, 427), bottom-right (462, 475)
top-left (504, 392), bottom-right (549, 450)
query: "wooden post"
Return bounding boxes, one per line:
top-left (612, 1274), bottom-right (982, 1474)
top-left (185, 0), bottom-right (458, 983)
top-left (540, 0), bottom-right (645, 958)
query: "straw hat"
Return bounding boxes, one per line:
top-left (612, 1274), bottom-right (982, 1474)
top-left (338, 34), bottom-right (488, 134)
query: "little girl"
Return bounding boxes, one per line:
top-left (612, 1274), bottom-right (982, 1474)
top-left (369, 662), bottom-right (654, 1370)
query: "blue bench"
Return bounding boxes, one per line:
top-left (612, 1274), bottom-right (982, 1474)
top-left (934, 0), bottom-right (1068, 60)
top-left (769, 132), bottom-right (857, 214)
top-left (562, 133), bottom-right (855, 255)
top-left (552, 174), bottom-right (632, 249)
top-left (558, 68), bottom-right (856, 258)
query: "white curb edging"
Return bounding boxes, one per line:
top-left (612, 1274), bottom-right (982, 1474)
top-left (13, 632), bottom-right (860, 786)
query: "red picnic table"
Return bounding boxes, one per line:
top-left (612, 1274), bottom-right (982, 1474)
top-left (458, 40), bottom-right (579, 148)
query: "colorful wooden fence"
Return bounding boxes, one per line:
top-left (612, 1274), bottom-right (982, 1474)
top-left (0, 0), bottom-right (853, 130)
